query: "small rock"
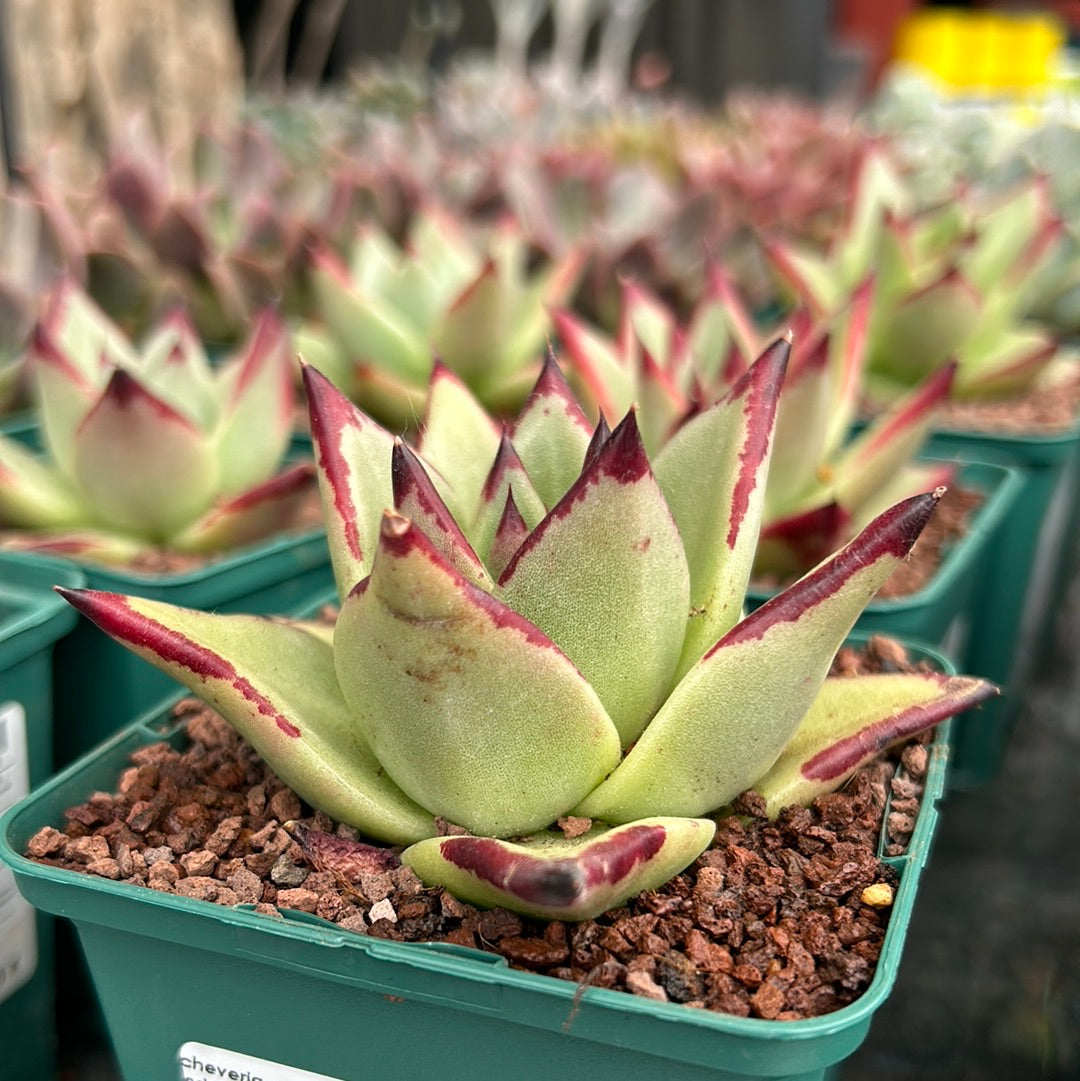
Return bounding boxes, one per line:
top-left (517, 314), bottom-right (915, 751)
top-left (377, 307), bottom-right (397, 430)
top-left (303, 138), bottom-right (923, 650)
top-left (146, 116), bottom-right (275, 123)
top-left (368, 898), bottom-right (397, 924)
top-left (270, 854), bottom-right (309, 888)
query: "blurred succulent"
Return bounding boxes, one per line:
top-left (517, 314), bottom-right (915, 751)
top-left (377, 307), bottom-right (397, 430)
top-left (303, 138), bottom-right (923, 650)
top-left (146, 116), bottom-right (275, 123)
top-left (301, 209), bottom-right (583, 425)
top-left (60, 342), bottom-right (993, 921)
top-left (28, 119), bottom-right (328, 346)
top-left (0, 282), bottom-right (315, 563)
top-left (0, 183), bottom-right (86, 411)
top-left (764, 144), bottom-right (1071, 405)
top-left (555, 269), bottom-right (955, 578)
top-left (869, 70), bottom-right (1080, 335)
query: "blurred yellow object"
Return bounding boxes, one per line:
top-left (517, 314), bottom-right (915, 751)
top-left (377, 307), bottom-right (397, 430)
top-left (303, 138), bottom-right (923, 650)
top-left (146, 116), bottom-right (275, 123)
top-left (893, 8), bottom-right (1065, 95)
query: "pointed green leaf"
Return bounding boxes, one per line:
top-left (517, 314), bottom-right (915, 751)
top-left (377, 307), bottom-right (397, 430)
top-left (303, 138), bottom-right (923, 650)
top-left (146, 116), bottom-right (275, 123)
top-left (391, 441), bottom-right (493, 588)
top-left (868, 270), bottom-right (981, 386)
top-left (656, 339), bottom-right (789, 677)
top-left (831, 362), bottom-right (954, 511)
top-left (415, 362), bottom-right (503, 524)
top-left (303, 364), bottom-right (395, 598)
top-left (500, 412), bottom-right (690, 745)
top-left (757, 672), bottom-right (997, 816)
top-left (552, 307), bottom-right (635, 422)
top-left (58, 588), bottom-right (435, 843)
top-left (468, 433), bottom-right (546, 564)
top-left (139, 310), bottom-right (217, 429)
top-left (764, 238), bottom-right (839, 316)
top-left (765, 333), bottom-right (832, 518)
top-left (213, 309), bottom-right (295, 495)
top-left (577, 491), bottom-right (943, 822)
top-left (510, 350), bottom-right (594, 508)
top-left (335, 514), bottom-right (621, 838)
top-left (26, 324), bottom-right (100, 483)
top-left (403, 817), bottom-right (715, 921)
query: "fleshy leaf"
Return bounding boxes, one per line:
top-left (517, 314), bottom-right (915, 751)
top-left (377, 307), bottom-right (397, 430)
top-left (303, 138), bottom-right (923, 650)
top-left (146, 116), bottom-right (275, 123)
top-left (576, 491), bottom-right (943, 822)
top-left (0, 433), bottom-right (84, 529)
top-left (510, 349), bottom-right (593, 508)
top-left (415, 362), bottom-right (503, 525)
top-left (138, 309), bottom-right (217, 429)
top-left (58, 588), bottom-right (435, 843)
top-left (26, 324), bottom-right (100, 483)
top-left (391, 441), bottom-right (493, 588)
top-left (552, 307), bottom-right (635, 421)
top-left (868, 270), bottom-right (981, 384)
top-left (500, 412), bottom-right (690, 745)
top-left (334, 514), bottom-right (621, 838)
top-left (1, 529), bottom-right (147, 564)
top-left (73, 369), bottom-right (218, 541)
top-left (831, 362), bottom-right (955, 511)
top-left (303, 364), bottom-right (395, 598)
top-left (310, 245), bottom-right (429, 381)
top-left (213, 309), bottom-right (295, 496)
top-left (757, 672), bottom-right (997, 816)
top-left (655, 338), bottom-right (789, 677)
top-left (172, 463), bottom-right (318, 554)
top-left (402, 817), bottom-right (716, 921)
top-left (764, 331), bottom-right (832, 518)
top-left (469, 433), bottom-right (546, 564)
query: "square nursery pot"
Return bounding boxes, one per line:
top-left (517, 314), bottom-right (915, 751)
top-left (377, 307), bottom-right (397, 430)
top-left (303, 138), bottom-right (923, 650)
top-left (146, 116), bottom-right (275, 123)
top-left (746, 458), bottom-right (1023, 661)
top-left (0, 418), bottom-right (335, 769)
top-left (0, 638), bottom-right (961, 1081)
top-left (925, 415), bottom-right (1080, 788)
top-left (0, 553), bottom-right (84, 1081)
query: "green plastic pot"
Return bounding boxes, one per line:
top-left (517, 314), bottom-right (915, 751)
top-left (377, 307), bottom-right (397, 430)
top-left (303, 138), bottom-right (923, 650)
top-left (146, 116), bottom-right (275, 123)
top-left (0, 553), bottom-right (84, 1081)
top-left (746, 459), bottom-right (1023, 659)
top-left (925, 417), bottom-right (1080, 787)
top-left (0, 639), bottom-right (957, 1081)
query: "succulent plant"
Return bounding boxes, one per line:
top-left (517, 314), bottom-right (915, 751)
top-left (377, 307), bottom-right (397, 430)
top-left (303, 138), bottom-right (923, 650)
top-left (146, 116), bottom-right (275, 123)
top-left (58, 338), bottom-right (993, 921)
top-left (555, 270), bottom-right (956, 578)
top-left (764, 144), bottom-right (1072, 405)
top-left (0, 182), bottom-right (85, 412)
top-left (0, 282), bottom-right (315, 563)
top-left (302, 208), bottom-right (583, 425)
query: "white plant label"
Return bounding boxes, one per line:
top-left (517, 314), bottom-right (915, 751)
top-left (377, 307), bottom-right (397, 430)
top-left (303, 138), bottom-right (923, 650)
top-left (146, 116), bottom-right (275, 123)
top-left (0, 701), bottom-right (35, 1005)
top-left (179, 1043), bottom-right (347, 1081)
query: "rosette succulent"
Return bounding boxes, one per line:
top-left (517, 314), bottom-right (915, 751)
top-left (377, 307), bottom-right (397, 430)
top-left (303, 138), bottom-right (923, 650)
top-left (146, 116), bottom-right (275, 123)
top-left (0, 282), bottom-right (315, 563)
top-left (302, 208), bottom-right (583, 426)
top-left (59, 342), bottom-right (993, 921)
top-left (764, 144), bottom-right (1071, 404)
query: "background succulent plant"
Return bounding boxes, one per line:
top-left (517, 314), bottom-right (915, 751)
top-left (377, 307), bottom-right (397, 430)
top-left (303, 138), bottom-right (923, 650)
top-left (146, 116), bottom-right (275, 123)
top-left (302, 208), bottom-right (583, 426)
top-left (0, 282), bottom-right (315, 563)
top-left (60, 339), bottom-right (993, 921)
top-left (555, 269), bottom-right (955, 578)
top-left (763, 144), bottom-right (1074, 406)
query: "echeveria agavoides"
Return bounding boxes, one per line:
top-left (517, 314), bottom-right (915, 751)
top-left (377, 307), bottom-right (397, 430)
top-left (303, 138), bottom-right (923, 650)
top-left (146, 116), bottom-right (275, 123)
top-left (0, 281), bottom-right (315, 562)
top-left (59, 341), bottom-right (995, 920)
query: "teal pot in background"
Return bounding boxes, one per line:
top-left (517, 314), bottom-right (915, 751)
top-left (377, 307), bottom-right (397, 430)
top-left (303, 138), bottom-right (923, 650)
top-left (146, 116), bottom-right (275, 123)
top-left (0, 638), bottom-right (962, 1081)
top-left (0, 554), bottom-right (84, 1081)
top-left (925, 417), bottom-right (1080, 788)
top-left (747, 458), bottom-right (1022, 660)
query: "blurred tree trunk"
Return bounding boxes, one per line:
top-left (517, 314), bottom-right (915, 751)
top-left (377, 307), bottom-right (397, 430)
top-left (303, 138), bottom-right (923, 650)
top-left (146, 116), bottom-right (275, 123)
top-left (1, 0), bottom-right (243, 184)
